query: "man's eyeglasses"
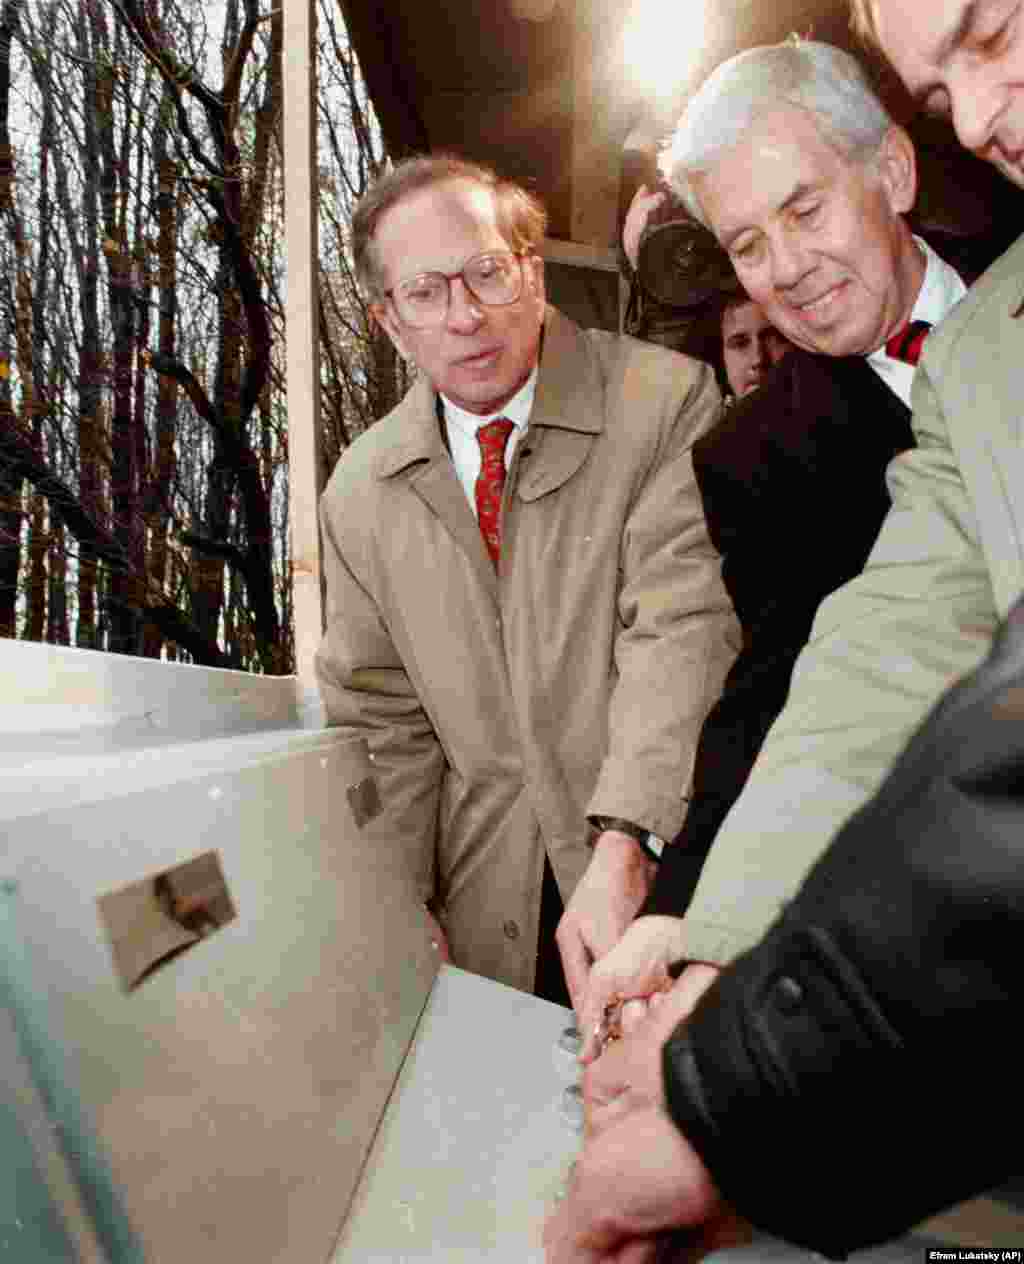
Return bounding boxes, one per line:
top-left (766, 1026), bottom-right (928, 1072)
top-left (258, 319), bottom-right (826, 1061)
top-left (385, 251), bottom-right (527, 328)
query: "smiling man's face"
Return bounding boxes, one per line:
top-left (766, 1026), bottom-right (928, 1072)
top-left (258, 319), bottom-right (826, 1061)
top-left (871, 0), bottom-right (1024, 189)
top-left (691, 105), bottom-right (925, 357)
top-left (371, 178), bottom-right (546, 415)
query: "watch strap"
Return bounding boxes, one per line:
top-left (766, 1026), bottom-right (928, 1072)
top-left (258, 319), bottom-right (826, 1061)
top-left (588, 815), bottom-right (665, 862)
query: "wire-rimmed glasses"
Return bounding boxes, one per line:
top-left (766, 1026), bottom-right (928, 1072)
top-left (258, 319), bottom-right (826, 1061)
top-left (385, 250), bottom-right (527, 327)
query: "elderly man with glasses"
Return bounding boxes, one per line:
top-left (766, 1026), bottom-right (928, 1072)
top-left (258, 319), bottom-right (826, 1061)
top-left (315, 155), bottom-right (738, 1004)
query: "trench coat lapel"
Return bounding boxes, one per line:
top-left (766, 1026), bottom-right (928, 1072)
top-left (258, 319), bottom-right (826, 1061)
top-left (374, 376), bottom-right (498, 596)
top-left (370, 307), bottom-right (605, 589)
top-left (517, 307), bottom-right (604, 504)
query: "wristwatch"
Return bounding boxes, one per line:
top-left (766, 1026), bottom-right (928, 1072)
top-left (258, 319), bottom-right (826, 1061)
top-left (588, 815), bottom-right (665, 862)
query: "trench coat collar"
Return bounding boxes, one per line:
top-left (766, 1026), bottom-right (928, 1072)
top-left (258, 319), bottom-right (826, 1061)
top-left (370, 305), bottom-right (607, 587)
top-left (371, 376), bottom-right (494, 585)
top-left (372, 305), bottom-right (605, 483)
top-left (496, 306), bottom-right (601, 502)
top-left (373, 374), bottom-right (451, 480)
top-left (529, 305), bottom-right (606, 438)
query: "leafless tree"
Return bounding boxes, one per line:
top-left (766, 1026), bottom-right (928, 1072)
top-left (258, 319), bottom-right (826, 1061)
top-left (0, 0), bottom-right (403, 671)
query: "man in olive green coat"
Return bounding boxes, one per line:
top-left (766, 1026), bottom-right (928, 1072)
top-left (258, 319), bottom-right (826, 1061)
top-left (315, 155), bottom-right (738, 1000)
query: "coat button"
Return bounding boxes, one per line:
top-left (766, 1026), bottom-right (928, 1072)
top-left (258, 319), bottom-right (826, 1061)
top-left (772, 975), bottom-right (804, 1014)
top-left (503, 919), bottom-right (520, 941)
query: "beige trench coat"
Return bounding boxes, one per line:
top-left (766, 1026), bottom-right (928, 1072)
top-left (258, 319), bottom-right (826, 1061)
top-left (316, 306), bottom-right (739, 991)
top-left (681, 232), bottom-right (1024, 968)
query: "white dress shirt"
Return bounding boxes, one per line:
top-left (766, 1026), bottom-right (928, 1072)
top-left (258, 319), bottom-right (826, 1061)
top-left (866, 236), bottom-right (967, 407)
top-left (440, 368), bottom-right (538, 518)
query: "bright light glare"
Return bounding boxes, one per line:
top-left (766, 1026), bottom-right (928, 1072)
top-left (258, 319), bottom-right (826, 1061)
top-left (622, 0), bottom-right (707, 102)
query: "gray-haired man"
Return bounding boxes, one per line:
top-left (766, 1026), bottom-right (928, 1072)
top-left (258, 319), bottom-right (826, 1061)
top-left (573, 38), bottom-right (969, 1040)
top-left (545, 11), bottom-right (1024, 1263)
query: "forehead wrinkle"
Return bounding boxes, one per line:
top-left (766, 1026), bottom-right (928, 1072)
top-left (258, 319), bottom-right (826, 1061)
top-left (376, 182), bottom-right (506, 287)
top-left (700, 105), bottom-right (854, 247)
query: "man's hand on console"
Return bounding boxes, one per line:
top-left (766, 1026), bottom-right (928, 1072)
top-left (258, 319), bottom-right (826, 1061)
top-left (578, 917), bottom-right (718, 1063)
top-left (556, 831), bottom-right (656, 1019)
top-left (581, 964), bottom-right (720, 1136)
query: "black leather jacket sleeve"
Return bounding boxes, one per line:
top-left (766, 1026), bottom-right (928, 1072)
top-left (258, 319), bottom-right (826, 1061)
top-left (662, 597), bottom-right (1024, 1259)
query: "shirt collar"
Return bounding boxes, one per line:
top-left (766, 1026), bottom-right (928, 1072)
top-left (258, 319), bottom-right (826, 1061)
top-left (440, 366), bottom-right (538, 439)
top-left (908, 234), bottom-right (967, 327)
top-left (863, 236), bottom-right (967, 406)
top-left (867, 236), bottom-right (966, 370)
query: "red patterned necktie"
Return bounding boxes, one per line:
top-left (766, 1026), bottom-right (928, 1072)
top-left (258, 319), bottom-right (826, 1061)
top-left (885, 318), bottom-right (932, 366)
top-left (475, 417), bottom-right (515, 567)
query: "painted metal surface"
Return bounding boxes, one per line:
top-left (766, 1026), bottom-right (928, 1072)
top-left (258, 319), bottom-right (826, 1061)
top-left (2, 732), bottom-right (438, 1263)
top-left (334, 964), bottom-right (580, 1264)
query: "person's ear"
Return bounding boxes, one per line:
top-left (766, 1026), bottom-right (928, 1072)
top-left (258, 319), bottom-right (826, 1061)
top-left (524, 253), bottom-right (546, 309)
top-left (371, 300), bottom-right (411, 361)
top-left (877, 124), bottom-right (918, 216)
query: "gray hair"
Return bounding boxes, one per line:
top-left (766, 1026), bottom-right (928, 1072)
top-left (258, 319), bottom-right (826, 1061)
top-left (664, 40), bottom-right (893, 225)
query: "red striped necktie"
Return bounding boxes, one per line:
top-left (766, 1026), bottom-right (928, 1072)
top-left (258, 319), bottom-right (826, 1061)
top-left (885, 319), bottom-right (932, 366)
top-left (475, 417), bottom-right (514, 567)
